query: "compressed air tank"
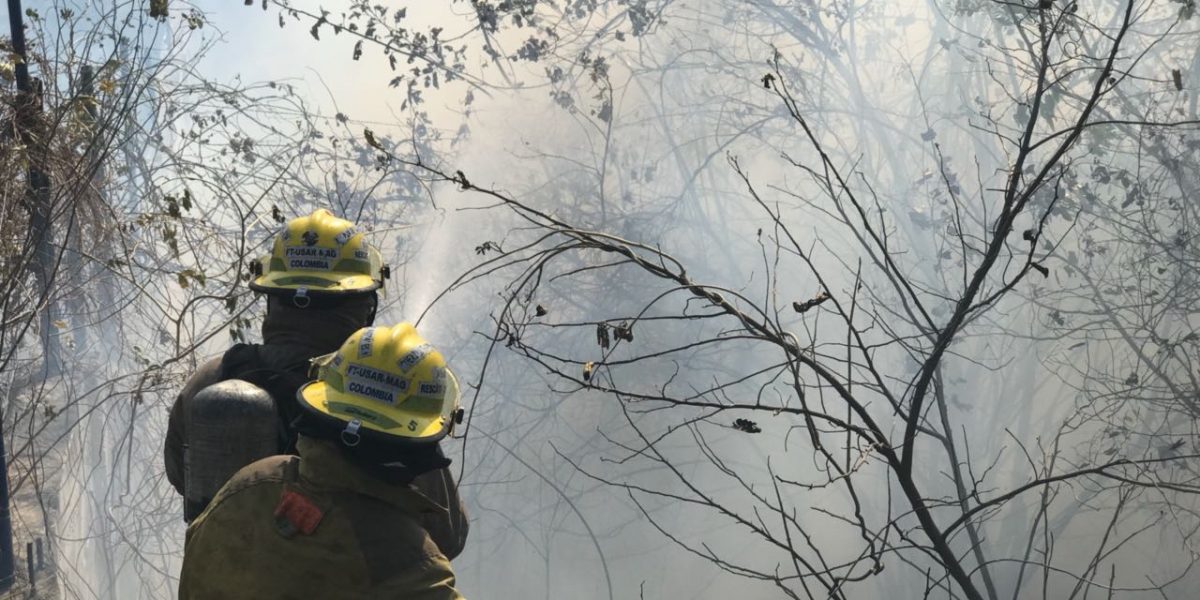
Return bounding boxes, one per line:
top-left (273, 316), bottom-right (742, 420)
top-left (184, 379), bottom-right (279, 521)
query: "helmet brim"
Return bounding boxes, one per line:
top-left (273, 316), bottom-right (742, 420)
top-left (250, 271), bottom-right (381, 295)
top-left (250, 244), bottom-right (386, 296)
top-left (296, 371), bottom-right (459, 446)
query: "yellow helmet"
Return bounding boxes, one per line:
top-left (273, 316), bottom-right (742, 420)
top-left (297, 324), bottom-right (463, 446)
top-left (249, 209), bottom-right (388, 300)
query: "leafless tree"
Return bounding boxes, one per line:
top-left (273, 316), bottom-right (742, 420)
top-left (383, 1), bottom-right (1200, 598)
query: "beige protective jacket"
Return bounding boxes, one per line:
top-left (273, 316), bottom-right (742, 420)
top-left (179, 437), bottom-right (467, 600)
top-left (163, 349), bottom-right (468, 558)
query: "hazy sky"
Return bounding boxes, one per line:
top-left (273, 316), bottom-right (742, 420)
top-left (190, 0), bottom-right (507, 142)
top-left (195, 1), bottom-right (417, 125)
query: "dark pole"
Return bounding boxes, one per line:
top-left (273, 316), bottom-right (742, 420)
top-left (6, 0), bottom-right (32, 92)
top-left (25, 543), bottom-right (33, 592)
top-left (3, 0), bottom-right (52, 591)
top-left (0, 7), bottom-right (17, 589)
top-left (8, 0), bottom-right (59, 378)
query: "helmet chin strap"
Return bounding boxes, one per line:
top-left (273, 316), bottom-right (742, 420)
top-left (291, 413), bottom-right (450, 484)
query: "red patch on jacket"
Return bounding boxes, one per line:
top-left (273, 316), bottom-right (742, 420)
top-left (274, 490), bottom-right (324, 535)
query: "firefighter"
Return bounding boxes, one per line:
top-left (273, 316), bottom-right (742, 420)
top-left (162, 210), bottom-right (466, 559)
top-left (179, 323), bottom-right (468, 599)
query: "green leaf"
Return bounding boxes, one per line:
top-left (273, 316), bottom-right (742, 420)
top-left (177, 269), bottom-right (207, 288)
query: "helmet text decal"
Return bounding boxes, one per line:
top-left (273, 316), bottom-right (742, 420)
top-left (344, 363), bottom-right (410, 405)
top-left (335, 227), bottom-right (357, 245)
top-left (397, 343), bottom-right (433, 372)
top-left (285, 246), bottom-right (338, 271)
top-left (357, 328), bottom-right (376, 358)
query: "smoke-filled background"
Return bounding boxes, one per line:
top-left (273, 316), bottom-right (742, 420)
top-left (2, 0), bottom-right (1199, 598)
